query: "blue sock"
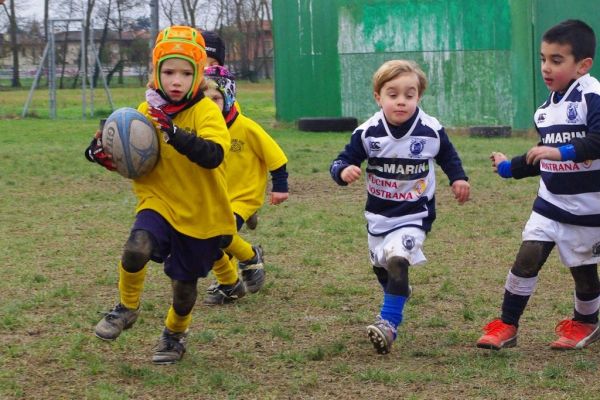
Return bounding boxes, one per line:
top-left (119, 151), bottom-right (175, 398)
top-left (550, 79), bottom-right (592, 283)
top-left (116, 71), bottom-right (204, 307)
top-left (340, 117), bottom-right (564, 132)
top-left (380, 293), bottom-right (407, 329)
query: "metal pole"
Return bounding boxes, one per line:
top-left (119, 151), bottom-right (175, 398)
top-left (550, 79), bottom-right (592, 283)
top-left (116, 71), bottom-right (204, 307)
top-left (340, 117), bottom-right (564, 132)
top-left (81, 18), bottom-right (86, 118)
top-left (149, 0), bottom-right (159, 82)
top-left (88, 20), bottom-right (95, 117)
top-left (90, 40), bottom-right (114, 111)
top-left (22, 42), bottom-right (49, 117)
top-left (150, 0), bottom-right (159, 46)
top-left (49, 21), bottom-right (56, 119)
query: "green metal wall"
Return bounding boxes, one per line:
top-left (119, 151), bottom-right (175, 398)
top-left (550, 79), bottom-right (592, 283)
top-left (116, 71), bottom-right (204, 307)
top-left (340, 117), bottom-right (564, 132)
top-left (272, 0), bottom-right (341, 122)
top-left (509, 0), bottom-right (535, 131)
top-left (337, 0), bottom-right (514, 128)
top-left (272, 0), bottom-right (600, 130)
top-left (532, 0), bottom-right (600, 109)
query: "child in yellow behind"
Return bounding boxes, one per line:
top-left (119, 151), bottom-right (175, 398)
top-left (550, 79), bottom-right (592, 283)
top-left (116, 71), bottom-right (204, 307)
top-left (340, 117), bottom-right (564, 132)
top-left (202, 65), bottom-right (289, 304)
top-left (87, 26), bottom-right (237, 364)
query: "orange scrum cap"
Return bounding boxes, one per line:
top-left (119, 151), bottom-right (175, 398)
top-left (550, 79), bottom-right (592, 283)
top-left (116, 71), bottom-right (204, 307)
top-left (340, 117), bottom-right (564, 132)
top-left (152, 26), bottom-right (207, 100)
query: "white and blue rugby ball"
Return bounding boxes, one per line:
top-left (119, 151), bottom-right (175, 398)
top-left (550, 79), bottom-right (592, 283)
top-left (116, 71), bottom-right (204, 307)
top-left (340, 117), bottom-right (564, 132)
top-left (102, 107), bottom-right (159, 179)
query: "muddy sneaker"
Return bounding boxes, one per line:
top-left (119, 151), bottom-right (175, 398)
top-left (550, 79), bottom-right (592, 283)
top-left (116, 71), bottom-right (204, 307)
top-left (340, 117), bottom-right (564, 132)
top-left (246, 212), bottom-right (258, 230)
top-left (239, 245), bottom-right (265, 294)
top-left (476, 319), bottom-right (517, 350)
top-left (550, 318), bottom-right (600, 350)
top-left (203, 279), bottom-right (246, 305)
top-left (152, 328), bottom-right (188, 365)
top-left (94, 303), bottom-right (140, 341)
top-left (366, 316), bottom-right (397, 354)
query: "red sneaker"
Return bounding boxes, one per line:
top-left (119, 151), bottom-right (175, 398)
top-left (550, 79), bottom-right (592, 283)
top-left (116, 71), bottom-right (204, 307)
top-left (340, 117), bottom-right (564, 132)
top-left (550, 319), bottom-right (600, 350)
top-left (476, 319), bottom-right (518, 350)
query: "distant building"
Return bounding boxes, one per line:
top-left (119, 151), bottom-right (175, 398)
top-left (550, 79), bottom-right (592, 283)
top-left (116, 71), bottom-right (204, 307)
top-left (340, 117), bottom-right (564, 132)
top-left (0, 29), bottom-right (151, 77)
top-left (0, 23), bottom-right (273, 81)
top-left (223, 19), bottom-right (273, 80)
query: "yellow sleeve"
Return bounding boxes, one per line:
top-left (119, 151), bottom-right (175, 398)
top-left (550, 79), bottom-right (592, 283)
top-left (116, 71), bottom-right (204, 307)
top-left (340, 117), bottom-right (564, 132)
top-left (243, 117), bottom-right (288, 171)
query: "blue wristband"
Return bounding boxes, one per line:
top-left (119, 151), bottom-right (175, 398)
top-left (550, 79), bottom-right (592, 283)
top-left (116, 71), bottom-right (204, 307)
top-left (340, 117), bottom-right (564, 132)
top-left (558, 144), bottom-right (576, 161)
top-left (497, 160), bottom-right (513, 178)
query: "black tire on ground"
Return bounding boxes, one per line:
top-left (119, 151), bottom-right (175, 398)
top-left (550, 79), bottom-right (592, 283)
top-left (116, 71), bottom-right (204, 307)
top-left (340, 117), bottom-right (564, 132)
top-left (469, 126), bottom-right (511, 138)
top-left (297, 117), bottom-right (358, 132)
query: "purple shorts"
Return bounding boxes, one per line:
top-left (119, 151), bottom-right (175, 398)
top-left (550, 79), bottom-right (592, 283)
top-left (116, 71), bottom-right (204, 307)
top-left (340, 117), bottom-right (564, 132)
top-left (132, 209), bottom-right (223, 281)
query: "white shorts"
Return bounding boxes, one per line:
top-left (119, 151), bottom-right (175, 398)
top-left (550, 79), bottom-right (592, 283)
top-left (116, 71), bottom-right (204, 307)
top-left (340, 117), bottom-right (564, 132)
top-left (368, 227), bottom-right (427, 269)
top-left (522, 212), bottom-right (600, 267)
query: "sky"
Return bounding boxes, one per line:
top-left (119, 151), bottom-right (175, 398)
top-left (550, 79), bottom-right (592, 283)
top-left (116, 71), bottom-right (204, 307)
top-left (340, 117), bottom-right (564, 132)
top-left (18, 1), bottom-right (155, 26)
top-left (20, 0), bottom-right (46, 21)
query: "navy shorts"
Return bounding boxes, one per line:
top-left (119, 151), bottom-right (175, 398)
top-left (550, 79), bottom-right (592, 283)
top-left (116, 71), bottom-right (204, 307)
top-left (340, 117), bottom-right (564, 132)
top-left (132, 209), bottom-right (223, 281)
top-left (234, 213), bottom-right (244, 231)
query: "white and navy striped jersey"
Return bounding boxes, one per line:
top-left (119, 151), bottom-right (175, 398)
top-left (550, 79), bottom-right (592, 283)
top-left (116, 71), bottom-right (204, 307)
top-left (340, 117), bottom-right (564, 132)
top-left (532, 74), bottom-right (600, 227)
top-left (330, 108), bottom-right (468, 236)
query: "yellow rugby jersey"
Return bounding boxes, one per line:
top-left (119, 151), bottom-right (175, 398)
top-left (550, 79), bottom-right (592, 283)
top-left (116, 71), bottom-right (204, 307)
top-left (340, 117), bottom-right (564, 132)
top-left (227, 113), bottom-right (288, 220)
top-left (134, 98), bottom-right (236, 239)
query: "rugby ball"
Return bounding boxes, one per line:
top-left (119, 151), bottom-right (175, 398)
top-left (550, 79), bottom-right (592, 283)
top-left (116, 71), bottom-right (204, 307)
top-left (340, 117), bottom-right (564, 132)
top-left (102, 107), bottom-right (159, 179)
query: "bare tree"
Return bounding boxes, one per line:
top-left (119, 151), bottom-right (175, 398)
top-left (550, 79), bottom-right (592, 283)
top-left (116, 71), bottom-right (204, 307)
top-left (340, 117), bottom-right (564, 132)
top-left (114, 0), bottom-right (125, 83)
top-left (75, 0), bottom-right (96, 88)
top-left (0, 0), bottom-right (21, 87)
top-left (160, 0), bottom-right (214, 28)
top-left (209, 0), bottom-right (272, 80)
top-left (159, 0), bottom-right (180, 26)
top-left (52, 1), bottom-right (80, 88)
top-left (94, 0), bottom-right (112, 87)
top-left (251, 0), bottom-right (271, 79)
top-left (113, 0), bottom-right (145, 84)
top-left (128, 36), bottom-right (149, 85)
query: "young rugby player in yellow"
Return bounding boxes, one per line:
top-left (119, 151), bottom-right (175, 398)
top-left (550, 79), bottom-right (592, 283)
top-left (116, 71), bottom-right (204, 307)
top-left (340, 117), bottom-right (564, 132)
top-left (201, 30), bottom-right (260, 229)
top-left (87, 26), bottom-right (238, 364)
top-left (201, 65), bottom-right (289, 305)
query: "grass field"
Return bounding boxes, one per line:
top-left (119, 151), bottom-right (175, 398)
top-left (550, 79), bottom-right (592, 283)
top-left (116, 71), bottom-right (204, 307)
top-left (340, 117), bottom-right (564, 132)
top-left (1, 82), bottom-right (600, 399)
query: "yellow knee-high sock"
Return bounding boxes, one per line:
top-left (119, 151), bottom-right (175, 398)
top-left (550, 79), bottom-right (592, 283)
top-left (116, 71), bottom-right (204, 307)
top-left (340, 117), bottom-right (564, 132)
top-left (212, 252), bottom-right (238, 285)
top-left (165, 306), bottom-right (192, 333)
top-left (225, 233), bottom-right (254, 262)
top-left (118, 261), bottom-right (147, 310)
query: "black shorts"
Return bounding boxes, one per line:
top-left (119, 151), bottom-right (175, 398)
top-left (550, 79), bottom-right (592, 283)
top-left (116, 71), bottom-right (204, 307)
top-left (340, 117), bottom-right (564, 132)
top-left (132, 209), bottom-right (223, 281)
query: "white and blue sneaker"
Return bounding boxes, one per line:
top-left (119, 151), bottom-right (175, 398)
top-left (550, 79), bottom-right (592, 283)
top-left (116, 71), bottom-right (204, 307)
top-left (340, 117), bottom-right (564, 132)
top-left (367, 316), bottom-right (397, 354)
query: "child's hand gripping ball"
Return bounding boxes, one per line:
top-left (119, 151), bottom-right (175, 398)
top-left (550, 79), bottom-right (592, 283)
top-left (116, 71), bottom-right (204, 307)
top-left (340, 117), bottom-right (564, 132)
top-left (101, 107), bottom-right (159, 179)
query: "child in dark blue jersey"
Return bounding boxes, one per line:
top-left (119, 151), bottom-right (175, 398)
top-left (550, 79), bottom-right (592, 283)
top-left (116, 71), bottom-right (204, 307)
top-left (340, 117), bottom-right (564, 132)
top-left (478, 19), bottom-right (600, 351)
top-left (330, 59), bottom-right (470, 354)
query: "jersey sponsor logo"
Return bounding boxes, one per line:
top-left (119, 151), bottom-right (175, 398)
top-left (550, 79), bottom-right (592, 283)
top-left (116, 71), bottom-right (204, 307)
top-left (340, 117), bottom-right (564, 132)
top-left (540, 160), bottom-right (581, 172)
top-left (370, 141), bottom-right (381, 151)
top-left (402, 234), bottom-right (415, 251)
top-left (414, 179), bottom-right (427, 195)
top-left (541, 131), bottom-right (585, 144)
top-left (566, 102), bottom-right (579, 123)
top-left (537, 113), bottom-right (546, 123)
top-left (369, 161), bottom-right (428, 175)
top-left (230, 138), bottom-right (244, 152)
top-left (368, 185), bottom-right (414, 200)
top-left (409, 138), bottom-right (426, 157)
top-left (367, 174), bottom-right (427, 200)
top-left (369, 174), bottom-right (400, 188)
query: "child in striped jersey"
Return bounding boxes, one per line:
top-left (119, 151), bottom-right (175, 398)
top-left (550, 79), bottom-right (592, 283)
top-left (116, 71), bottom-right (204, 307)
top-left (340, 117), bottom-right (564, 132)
top-left (201, 65), bottom-right (289, 305)
top-left (330, 60), bottom-right (470, 354)
top-left (477, 19), bottom-right (600, 351)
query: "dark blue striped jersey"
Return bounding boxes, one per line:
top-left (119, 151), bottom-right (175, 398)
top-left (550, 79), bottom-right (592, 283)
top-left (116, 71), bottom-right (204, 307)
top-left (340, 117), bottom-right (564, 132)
top-left (330, 108), bottom-right (468, 236)
top-left (532, 74), bottom-right (600, 226)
